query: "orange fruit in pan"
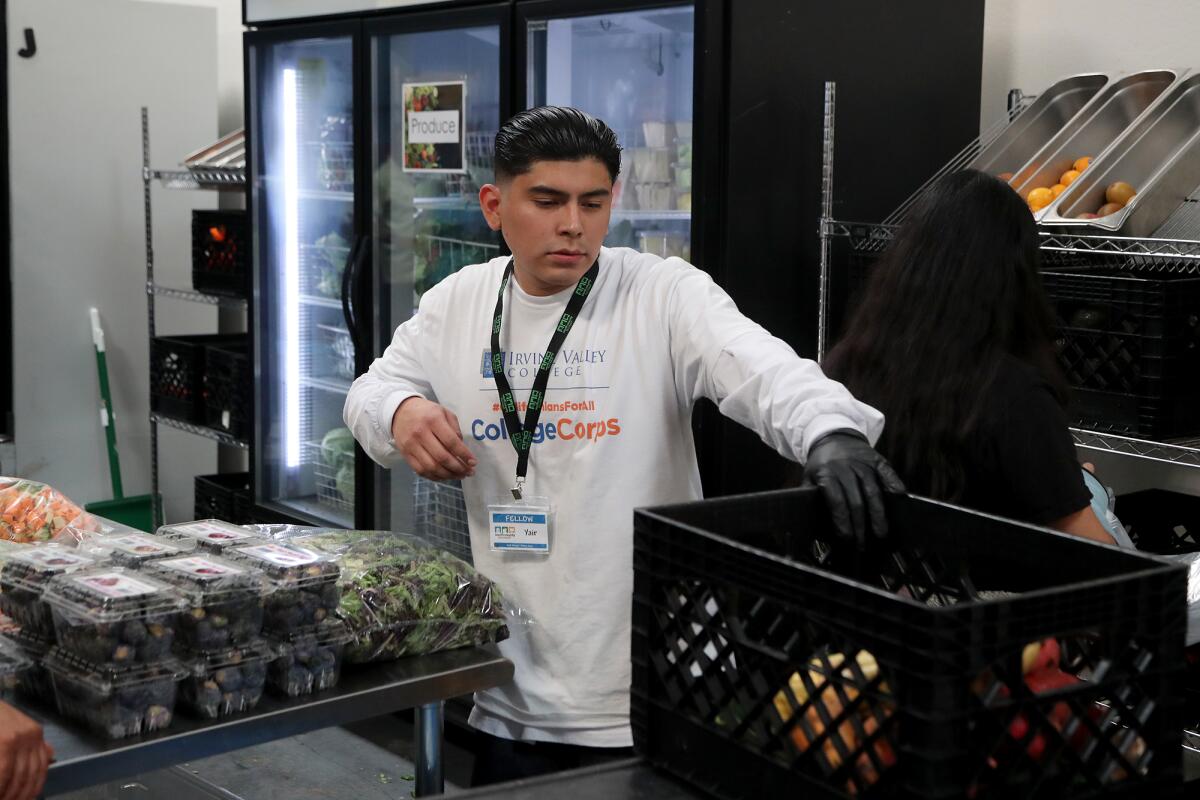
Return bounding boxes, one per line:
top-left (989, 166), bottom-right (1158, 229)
top-left (1097, 202), bottom-right (1125, 217)
top-left (1050, 183), bottom-right (1067, 198)
top-left (1106, 181), bottom-right (1137, 205)
top-left (1060, 169), bottom-right (1082, 187)
top-left (1073, 156), bottom-right (1091, 172)
top-left (1027, 187), bottom-right (1055, 211)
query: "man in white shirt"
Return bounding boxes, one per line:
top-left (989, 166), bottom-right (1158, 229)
top-left (344, 106), bottom-right (902, 785)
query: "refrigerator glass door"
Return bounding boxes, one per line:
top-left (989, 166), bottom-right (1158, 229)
top-left (252, 33), bottom-right (358, 527)
top-left (526, 5), bottom-right (694, 259)
top-left (370, 21), bottom-right (502, 556)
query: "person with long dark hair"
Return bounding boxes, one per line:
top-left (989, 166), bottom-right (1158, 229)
top-left (824, 169), bottom-right (1113, 543)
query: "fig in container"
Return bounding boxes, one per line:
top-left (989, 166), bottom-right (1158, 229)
top-left (43, 567), bottom-right (184, 668)
top-left (266, 621), bottom-right (350, 698)
top-left (227, 542), bottom-right (340, 637)
top-left (44, 647), bottom-right (184, 739)
top-left (83, 532), bottom-right (196, 570)
top-left (157, 519), bottom-right (267, 554)
top-left (145, 554), bottom-right (270, 653)
top-left (178, 640), bottom-right (274, 719)
top-left (0, 545), bottom-right (98, 639)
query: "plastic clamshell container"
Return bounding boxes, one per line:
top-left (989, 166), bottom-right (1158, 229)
top-left (45, 647), bottom-right (184, 739)
top-left (145, 554), bottom-right (269, 653)
top-left (1046, 70), bottom-right (1200, 235)
top-left (158, 519), bottom-right (265, 552)
top-left (0, 635), bottom-right (32, 698)
top-left (178, 639), bottom-right (275, 719)
top-left (7, 629), bottom-right (53, 702)
top-left (266, 621), bottom-right (351, 698)
top-left (44, 567), bottom-right (184, 668)
top-left (227, 542), bottom-right (340, 637)
top-left (1010, 69), bottom-right (1179, 214)
top-left (0, 545), bottom-right (98, 638)
top-left (971, 73), bottom-right (1109, 177)
top-left (84, 532), bottom-right (197, 569)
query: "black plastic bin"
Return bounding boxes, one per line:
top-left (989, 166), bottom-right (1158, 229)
top-left (632, 487), bottom-right (1188, 800)
top-left (1115, 488), bottom-right (1200, 730)
top-left (192, 209), bottom-right (248, 297)
top-left (204, 340), bottom-right (250, 438)
top-left (194, 472), bottom-right (253, 525)
top-left (150, 334), bottom-right (243, 424)
top-left (1042, 267), bottom-right (1200, 439)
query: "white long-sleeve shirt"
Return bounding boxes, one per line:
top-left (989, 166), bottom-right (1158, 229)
top-left (344, 247), bottom-right (883, 747)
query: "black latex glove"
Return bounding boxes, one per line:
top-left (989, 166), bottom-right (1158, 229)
top-left (803, 430), bottom-right (906, 547)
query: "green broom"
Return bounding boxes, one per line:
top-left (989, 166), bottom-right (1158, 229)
top-left (84, 308), bottom-right (158, 531)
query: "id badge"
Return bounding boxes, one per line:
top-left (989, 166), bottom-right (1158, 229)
top-left (488, 495), bottom-right (553, 555)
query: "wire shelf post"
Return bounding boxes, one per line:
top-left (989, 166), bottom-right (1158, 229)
top-left (817, 81), bottom-right (836, 361)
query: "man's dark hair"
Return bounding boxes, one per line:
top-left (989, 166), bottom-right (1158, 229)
top-left (494, 106), bottom-right (621, 183)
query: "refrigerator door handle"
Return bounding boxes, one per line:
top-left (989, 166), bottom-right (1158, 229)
top-left (341, 232), bottom-right (370, 358)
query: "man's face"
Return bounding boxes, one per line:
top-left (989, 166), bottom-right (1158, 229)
top-left (479, 158), bottom-right (614, 295)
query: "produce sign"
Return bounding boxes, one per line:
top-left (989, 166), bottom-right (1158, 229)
top-left (401, 81), bottom-right (466, 173)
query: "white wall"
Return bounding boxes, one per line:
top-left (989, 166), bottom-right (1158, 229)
top-left (9, 0), bottom-right (221, 523)
top-left (982, 0), bottom-right (1200, 130)
top-left (142, 0), bottom-right (244, 134)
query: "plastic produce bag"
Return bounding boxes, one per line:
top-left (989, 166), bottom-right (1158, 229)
top-left (290, 530), bottom-right (530, 663)
top-left (0, 477), bottom-right (99, 543)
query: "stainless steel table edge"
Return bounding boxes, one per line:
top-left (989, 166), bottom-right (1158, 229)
top-left (32, 648), bottom-right (513, 797)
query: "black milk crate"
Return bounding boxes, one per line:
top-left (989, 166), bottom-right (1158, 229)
top-left (632, 487), bottom-right (1188, 800)
top-left (192, 209), bottom-right (248, 297)
top-left (150, 334), bottom-right (242, 424)
top-left (194, 472), bottom-right (252, 525)
top-left (203, 338), bottom-right (250, 438)
top-left (1114, 488), bottom-right (1200, 730)
top-left (1042, 267), bottom-right (1200, 438)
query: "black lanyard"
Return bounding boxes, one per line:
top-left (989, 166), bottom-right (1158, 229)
top-left (491, 257), bottom-right (599, 499)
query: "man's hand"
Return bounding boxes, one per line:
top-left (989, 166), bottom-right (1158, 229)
top-left (0, 702), bottom-right (53, 800)
top-left (392, 397), bottom-right (477, 481)
top-left (803, 430), bottom-right (905, 548)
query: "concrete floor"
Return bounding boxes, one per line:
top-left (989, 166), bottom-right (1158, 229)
top-left (51, 714), bottom-right (476, 800)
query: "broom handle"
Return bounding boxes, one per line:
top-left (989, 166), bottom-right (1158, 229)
top-left (91, 308), bottom-right (124, 499)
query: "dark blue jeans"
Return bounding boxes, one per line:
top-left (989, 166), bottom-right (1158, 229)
top-left (470, 730), bottom-right (634, 787)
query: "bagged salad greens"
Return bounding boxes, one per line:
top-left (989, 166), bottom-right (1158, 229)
top-left (289, 530), bottom-right (526, 663)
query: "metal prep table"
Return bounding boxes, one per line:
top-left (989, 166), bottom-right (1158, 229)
top-left (11, 647), bottom-right (512, 798)
top-left (457, 746), bottom-right (1200, 800)
top-left (453, 758), bottom-right (704, 800)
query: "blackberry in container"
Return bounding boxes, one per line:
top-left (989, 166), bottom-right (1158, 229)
top-left (227, 542), bottom-right (340, 636)
top-left (83, 532), bottom-right (196, 569)
top-left (43, 567), bottom-right (184, 668)
top-left (266, 620), bottom-right (351, 698)
top-left (0, 545), bottom-right (98, 638)
top-left (157, 519), bottom-right (266, 553)
top-left (179, 640), bottom-right (275, 719)
top-left (145, 554), bottom-right (269, 652)
top-left (44, 648), bottom-right (184, 739)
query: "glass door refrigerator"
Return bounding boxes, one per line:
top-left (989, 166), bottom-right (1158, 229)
top-left (518, 1), bottom-right (696, 258)
top-left (365, 5), bottom-right (508, 553)
top-left (247, 22), bottom-right (367, 527)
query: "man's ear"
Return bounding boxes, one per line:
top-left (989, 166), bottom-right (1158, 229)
top-left (479, 183), bottom-right (503, 231)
